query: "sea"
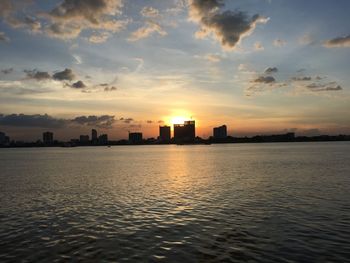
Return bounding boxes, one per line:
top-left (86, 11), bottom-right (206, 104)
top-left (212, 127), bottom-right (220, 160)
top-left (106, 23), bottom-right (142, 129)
top-left (0, 142), bottom-right (349, 262)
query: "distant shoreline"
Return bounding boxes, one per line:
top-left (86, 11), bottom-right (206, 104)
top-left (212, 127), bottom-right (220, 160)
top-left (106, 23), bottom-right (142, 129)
top-left (1, 134), bottom-right (349, 148)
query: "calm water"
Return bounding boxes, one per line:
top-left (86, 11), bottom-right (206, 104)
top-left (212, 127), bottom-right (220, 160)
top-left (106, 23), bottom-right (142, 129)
top-left (0, 142), bottom-right (349, 262)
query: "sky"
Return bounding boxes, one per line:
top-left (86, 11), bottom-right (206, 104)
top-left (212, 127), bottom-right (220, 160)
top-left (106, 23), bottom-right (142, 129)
top-left (0, 0), bottom-right (349, 141)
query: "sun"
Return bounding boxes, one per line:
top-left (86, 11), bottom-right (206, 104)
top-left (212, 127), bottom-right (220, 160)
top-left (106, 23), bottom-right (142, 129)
top-left (170, 116), bottom-right (188, 125)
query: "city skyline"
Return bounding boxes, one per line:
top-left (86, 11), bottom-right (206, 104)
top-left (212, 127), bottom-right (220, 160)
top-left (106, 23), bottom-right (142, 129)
top-left (1, 0), bottom-right (350, 141)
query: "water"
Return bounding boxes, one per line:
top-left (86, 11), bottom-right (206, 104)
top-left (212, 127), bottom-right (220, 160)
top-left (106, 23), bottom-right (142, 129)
top-left (0, 142), bottom-right (349, 262)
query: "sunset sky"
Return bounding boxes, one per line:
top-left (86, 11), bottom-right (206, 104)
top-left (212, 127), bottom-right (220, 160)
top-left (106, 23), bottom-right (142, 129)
top-left (0, 0), bottom-right (349, 141)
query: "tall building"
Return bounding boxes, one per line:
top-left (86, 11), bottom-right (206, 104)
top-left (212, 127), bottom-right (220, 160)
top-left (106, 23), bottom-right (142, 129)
top-left (159, 126), bottom-right (171, 142)
top-left (213, 125), bottom-right (227, 139)
top-left (0, 131), bottom-right (10, 145)
top-left (129, 132), bottom-right (143, 144)
top-left (98, 134), bottom-right (108, 145)
top-left (174, 120), bottom-right (195, 142)
top-left (43, 131), bottom-right (54, 144)
top-left (91, 129), bottom-right (98, 143)
top-left (80, 135), bottom-right (90, 143)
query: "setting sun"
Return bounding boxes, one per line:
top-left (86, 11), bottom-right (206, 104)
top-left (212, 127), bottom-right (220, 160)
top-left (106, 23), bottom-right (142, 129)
top-left (170, 116), bottom-right (189, 125)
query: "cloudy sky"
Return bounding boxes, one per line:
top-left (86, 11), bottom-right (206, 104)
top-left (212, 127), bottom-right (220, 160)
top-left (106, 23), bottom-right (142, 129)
top-left (0, 0), bottom-right (349, 141)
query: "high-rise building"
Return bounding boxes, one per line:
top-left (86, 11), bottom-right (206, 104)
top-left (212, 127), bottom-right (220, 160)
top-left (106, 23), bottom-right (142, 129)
top-left (80, 135), bottom-right (90, 143)
top-left (159, 126), bottom-right (171, 142)
top-left (91, 129), bottom-right (98, 143)
top-left (129, 132), bottom-right (143, 144)
top-left (98, 134), bottom-right (108, 145)
top-left (0, 131), bottom-right (10, 145)
top-left (43, 131), bottom-right (54, 144)
top-left (213, 125), bottom-right (227, 139)
top-left (174, 120), bottom-right (195, 142)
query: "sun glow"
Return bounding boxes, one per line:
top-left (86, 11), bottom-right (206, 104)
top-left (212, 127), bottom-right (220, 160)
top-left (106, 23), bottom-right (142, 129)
top-left (170, 116), bottom-right (188, 125)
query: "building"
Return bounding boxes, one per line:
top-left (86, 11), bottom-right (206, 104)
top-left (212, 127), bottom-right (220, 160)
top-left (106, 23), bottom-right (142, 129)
top-left (0, 131), bottom-right (10, 145)
top-left (213, 125), bottom-right (227, 139)
top-left (80, 135), bottom-right (90, 143)
top-left (174, 120), bottom-right (195, 142)
top-left (129, 132), bottom-right (143, 144)
top-left (98, 134), bottom-right (108, 145)
top-left (159, 126), bottom-right (171, 142)
top-left (91, 129), bottom-right (98, 143)
top-left (43, 131), bottom-right (53, 144)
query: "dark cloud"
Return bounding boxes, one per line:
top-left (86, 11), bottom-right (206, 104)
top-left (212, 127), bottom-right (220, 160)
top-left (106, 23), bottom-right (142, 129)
top-left (53, 68), bottom-right (75, 81)
top-left (0, 113), bottom-right (118, 129)
top-left (0, 1), bottom-right (41, 33)
top-left (0, 113), bottom-right (66, 128)
top-left (121, 118), bottom-right (134, 124)
top-left (104, 86), bottom-right (117, 92)
top-left (306, 82), bottom-right (342, 92)
top-left (146, 120), bottom-right (153, 124)
top-left (24, 70), bottom-right (51, 81)
top-left (253, 76), bottom-right (276, 83)
top-left (0, 32), bottom-right (10, 42)
top-left (323, 35), bottom-right (350, 48)
top-left (1, 68), bottom-right (14, 74)
top-left (158, 120), bottom-right (164, 124)
top-left (0, 0), bottom-right (12, 18)
top-left (264, 67), bottom-right (278, 74)
top-left (71, 80), bottom-right (86, 89)
top-left (71, 115), bottom-right (115, 128)
top-left (189, 0), bottom-right (268, 50)
top-left (292, 76), bottom-right (312, 81)
top-left (43, 0), bottom-right (127, 40)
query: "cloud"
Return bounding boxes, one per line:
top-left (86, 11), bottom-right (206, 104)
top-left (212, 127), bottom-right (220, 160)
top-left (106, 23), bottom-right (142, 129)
top-left (0, 32), bottom-right (10, 42)
top-left (146, 120), bottom-right (153, 124)
top-left (0, 113), bottom-right (120, 129)
top-left (53, 68), bottom-right (75, 81)
top-left (71, 80), bottom-right (86, 89)
top-left (71, 115), bottom-right (115, 128)
top-left (306, 82), bottom-right (342, 92)
top-left (0, 1), bottom-right (41, 34)
top-left (88, 32), bottom-right (111, 43)
top-left (0, 113), bottom-right (66, 128)
top-left (273, 38), bottom-right (286, 47)
top-left (42, 0), bottom-right (128, 40)
top-left (292, 76), bottom-right (312, 81)
top-left (189, 0), bottom-right (269, 50)
top-left (195, 53), bottom-right (223, 62)
top-left (6, 15), bottom-right (41, 33)
top-left (120, 117), bottom-right (134, 123)
top-left (24, 70), bottom-right (51, 81)
top-left (264, 67), bottom-right (278, 74)
top-left (1, 68), bottom-right (14, 74)
top-left (128, 21), bottom-right (167, 41)
top-left (323, 35), bottom-right (350, 48)
top-left (140, 7), bottom-right (160, 18)
top-left (253, 76), bottom-right (276, 83)
top-left (298, 33), bottom-right (315, 45)
top-left (254, 41), bottom-right (264, 51)
top-left (104, 86), bottom-right (117, 92)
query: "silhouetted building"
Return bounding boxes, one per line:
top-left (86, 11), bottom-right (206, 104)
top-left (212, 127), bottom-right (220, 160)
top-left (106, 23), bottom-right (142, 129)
top-left (98, 134), bottom-right (108, 145)
top-left (129, 132), bottom-right (143, 144)
top-left (174, 120), bottom-right (195, 142)
top-left (0, 131), bottom-right (10, 145)
top-left (80, 135), bottom-right (89, 143)
top-left (91, 129), bottom-right (98, 143)
top-left (43, 131), bottom-right (53, 144)
top-left (159, 126), bottom-right (171, 142)
top-left (213, 125), bottom-right (227, 139)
